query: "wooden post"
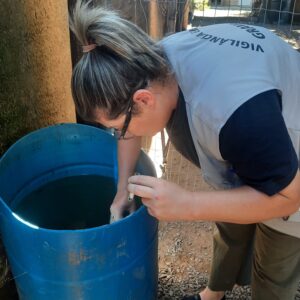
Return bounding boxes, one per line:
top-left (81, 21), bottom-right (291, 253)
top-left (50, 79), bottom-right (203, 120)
top-left (0, 0), bottom-right (75, 156)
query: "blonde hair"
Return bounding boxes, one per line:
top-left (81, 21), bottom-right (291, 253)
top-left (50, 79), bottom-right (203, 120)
top-left (70, 1), bottom-right (171, 121)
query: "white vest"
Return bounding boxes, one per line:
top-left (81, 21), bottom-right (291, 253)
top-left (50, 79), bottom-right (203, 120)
top-left (162, 24), bottom-right (300, 238)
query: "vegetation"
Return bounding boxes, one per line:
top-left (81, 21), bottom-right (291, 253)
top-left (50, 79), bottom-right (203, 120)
top-left (191, 0), bottom-right (211, 11)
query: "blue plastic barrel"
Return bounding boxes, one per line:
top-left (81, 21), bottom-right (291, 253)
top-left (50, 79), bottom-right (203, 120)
top-left (0, 124), bottom-right (158, 300)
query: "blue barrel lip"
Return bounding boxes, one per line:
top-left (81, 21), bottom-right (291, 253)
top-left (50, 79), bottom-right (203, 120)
top-left (0, 123), bottom-right (109, 163)
top-left (10, 205), bottom-right (150, 233)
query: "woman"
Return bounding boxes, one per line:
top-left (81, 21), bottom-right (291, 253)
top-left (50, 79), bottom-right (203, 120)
top-left (70, 1), bottom-right (300, 299)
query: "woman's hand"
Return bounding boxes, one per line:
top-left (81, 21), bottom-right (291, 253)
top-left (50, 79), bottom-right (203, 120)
top-left (128, 175), bottom-right (193, 221)
top-left (110, 189), bottom-right (136, 223)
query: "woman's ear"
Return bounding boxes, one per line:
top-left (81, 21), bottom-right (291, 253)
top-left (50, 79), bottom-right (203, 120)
top-left (132, 89), bottom-right (155, 109)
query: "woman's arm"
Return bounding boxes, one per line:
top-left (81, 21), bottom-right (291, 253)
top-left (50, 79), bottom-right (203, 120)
top-left (116, 136), bottom-right (141, 192)
top-left (110, 136), bottom-right (141, 221)
top-left (187, 170), bottom-right (300, 223)
top-left (127, 170), bottom-right (300, 223)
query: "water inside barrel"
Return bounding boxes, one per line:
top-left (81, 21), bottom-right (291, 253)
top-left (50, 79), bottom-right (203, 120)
top-left (13, 175), bottom-right (116, 230)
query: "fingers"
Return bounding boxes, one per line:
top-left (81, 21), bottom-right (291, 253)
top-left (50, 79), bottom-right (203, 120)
top-left (138, 197), bottom-right (156, 218)
top-left (109, 209), bottom-right (123, 224)
top-left (128, 183), bottom-right (155, 199)
top-left (109, 214), bottom-right (116, 224)
top-left (128, 175), bottom-right (159, 188)
top-left (110, 199), bottom-right (126, 223)
top-left (128, 175), bottom-right (159, 217)
top-left (110, 196), bottom-right (137, 223)
top-left (110, 175), bottom-right (161, 223)
top-left (147, 207), bottom-right (156, 218)
top-left (128, 175), bottom-right (160, 200)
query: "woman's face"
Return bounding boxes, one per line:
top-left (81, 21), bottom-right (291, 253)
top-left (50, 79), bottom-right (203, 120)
top-left (94, 79), bottom-right (178, 138)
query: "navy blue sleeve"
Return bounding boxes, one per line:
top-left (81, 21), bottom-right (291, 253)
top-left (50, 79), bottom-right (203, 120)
top-left (219, 90), bottom-right (298, 196)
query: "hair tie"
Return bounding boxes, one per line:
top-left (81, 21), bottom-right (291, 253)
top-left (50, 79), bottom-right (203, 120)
top-left (82, 44), bottom-right (97, 53)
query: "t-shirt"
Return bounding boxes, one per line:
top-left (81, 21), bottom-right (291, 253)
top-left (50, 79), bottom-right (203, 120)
top-left (166, 89), bottom-right (200, 168)
top-left (166, 89), bottom-right (298, 196)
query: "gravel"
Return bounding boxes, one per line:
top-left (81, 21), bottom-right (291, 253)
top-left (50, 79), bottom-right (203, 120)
top-left (157, 221), bottom-right (300, 300)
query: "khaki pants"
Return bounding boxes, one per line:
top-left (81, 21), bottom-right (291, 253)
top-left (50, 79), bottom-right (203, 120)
top-left (208, 223), bottom-right (300, 300)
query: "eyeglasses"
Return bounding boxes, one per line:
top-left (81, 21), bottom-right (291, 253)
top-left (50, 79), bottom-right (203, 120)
top-left (114, 98), bottom-right (134, 140)
top-left (115, 79), bottom-right (148, 140)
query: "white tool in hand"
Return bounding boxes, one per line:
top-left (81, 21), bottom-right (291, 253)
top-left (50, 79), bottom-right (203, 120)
top-left (128, 191), bottom-right (135, 202)
top-left (127, 172), bottom-right (139, 202)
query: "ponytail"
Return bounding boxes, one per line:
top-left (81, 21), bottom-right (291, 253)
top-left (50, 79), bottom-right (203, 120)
top-left (70, 1), bottom-right (171, 121)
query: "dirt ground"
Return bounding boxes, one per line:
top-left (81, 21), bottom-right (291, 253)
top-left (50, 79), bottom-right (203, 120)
top-left (158, 220), bottom-right (253, 300)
